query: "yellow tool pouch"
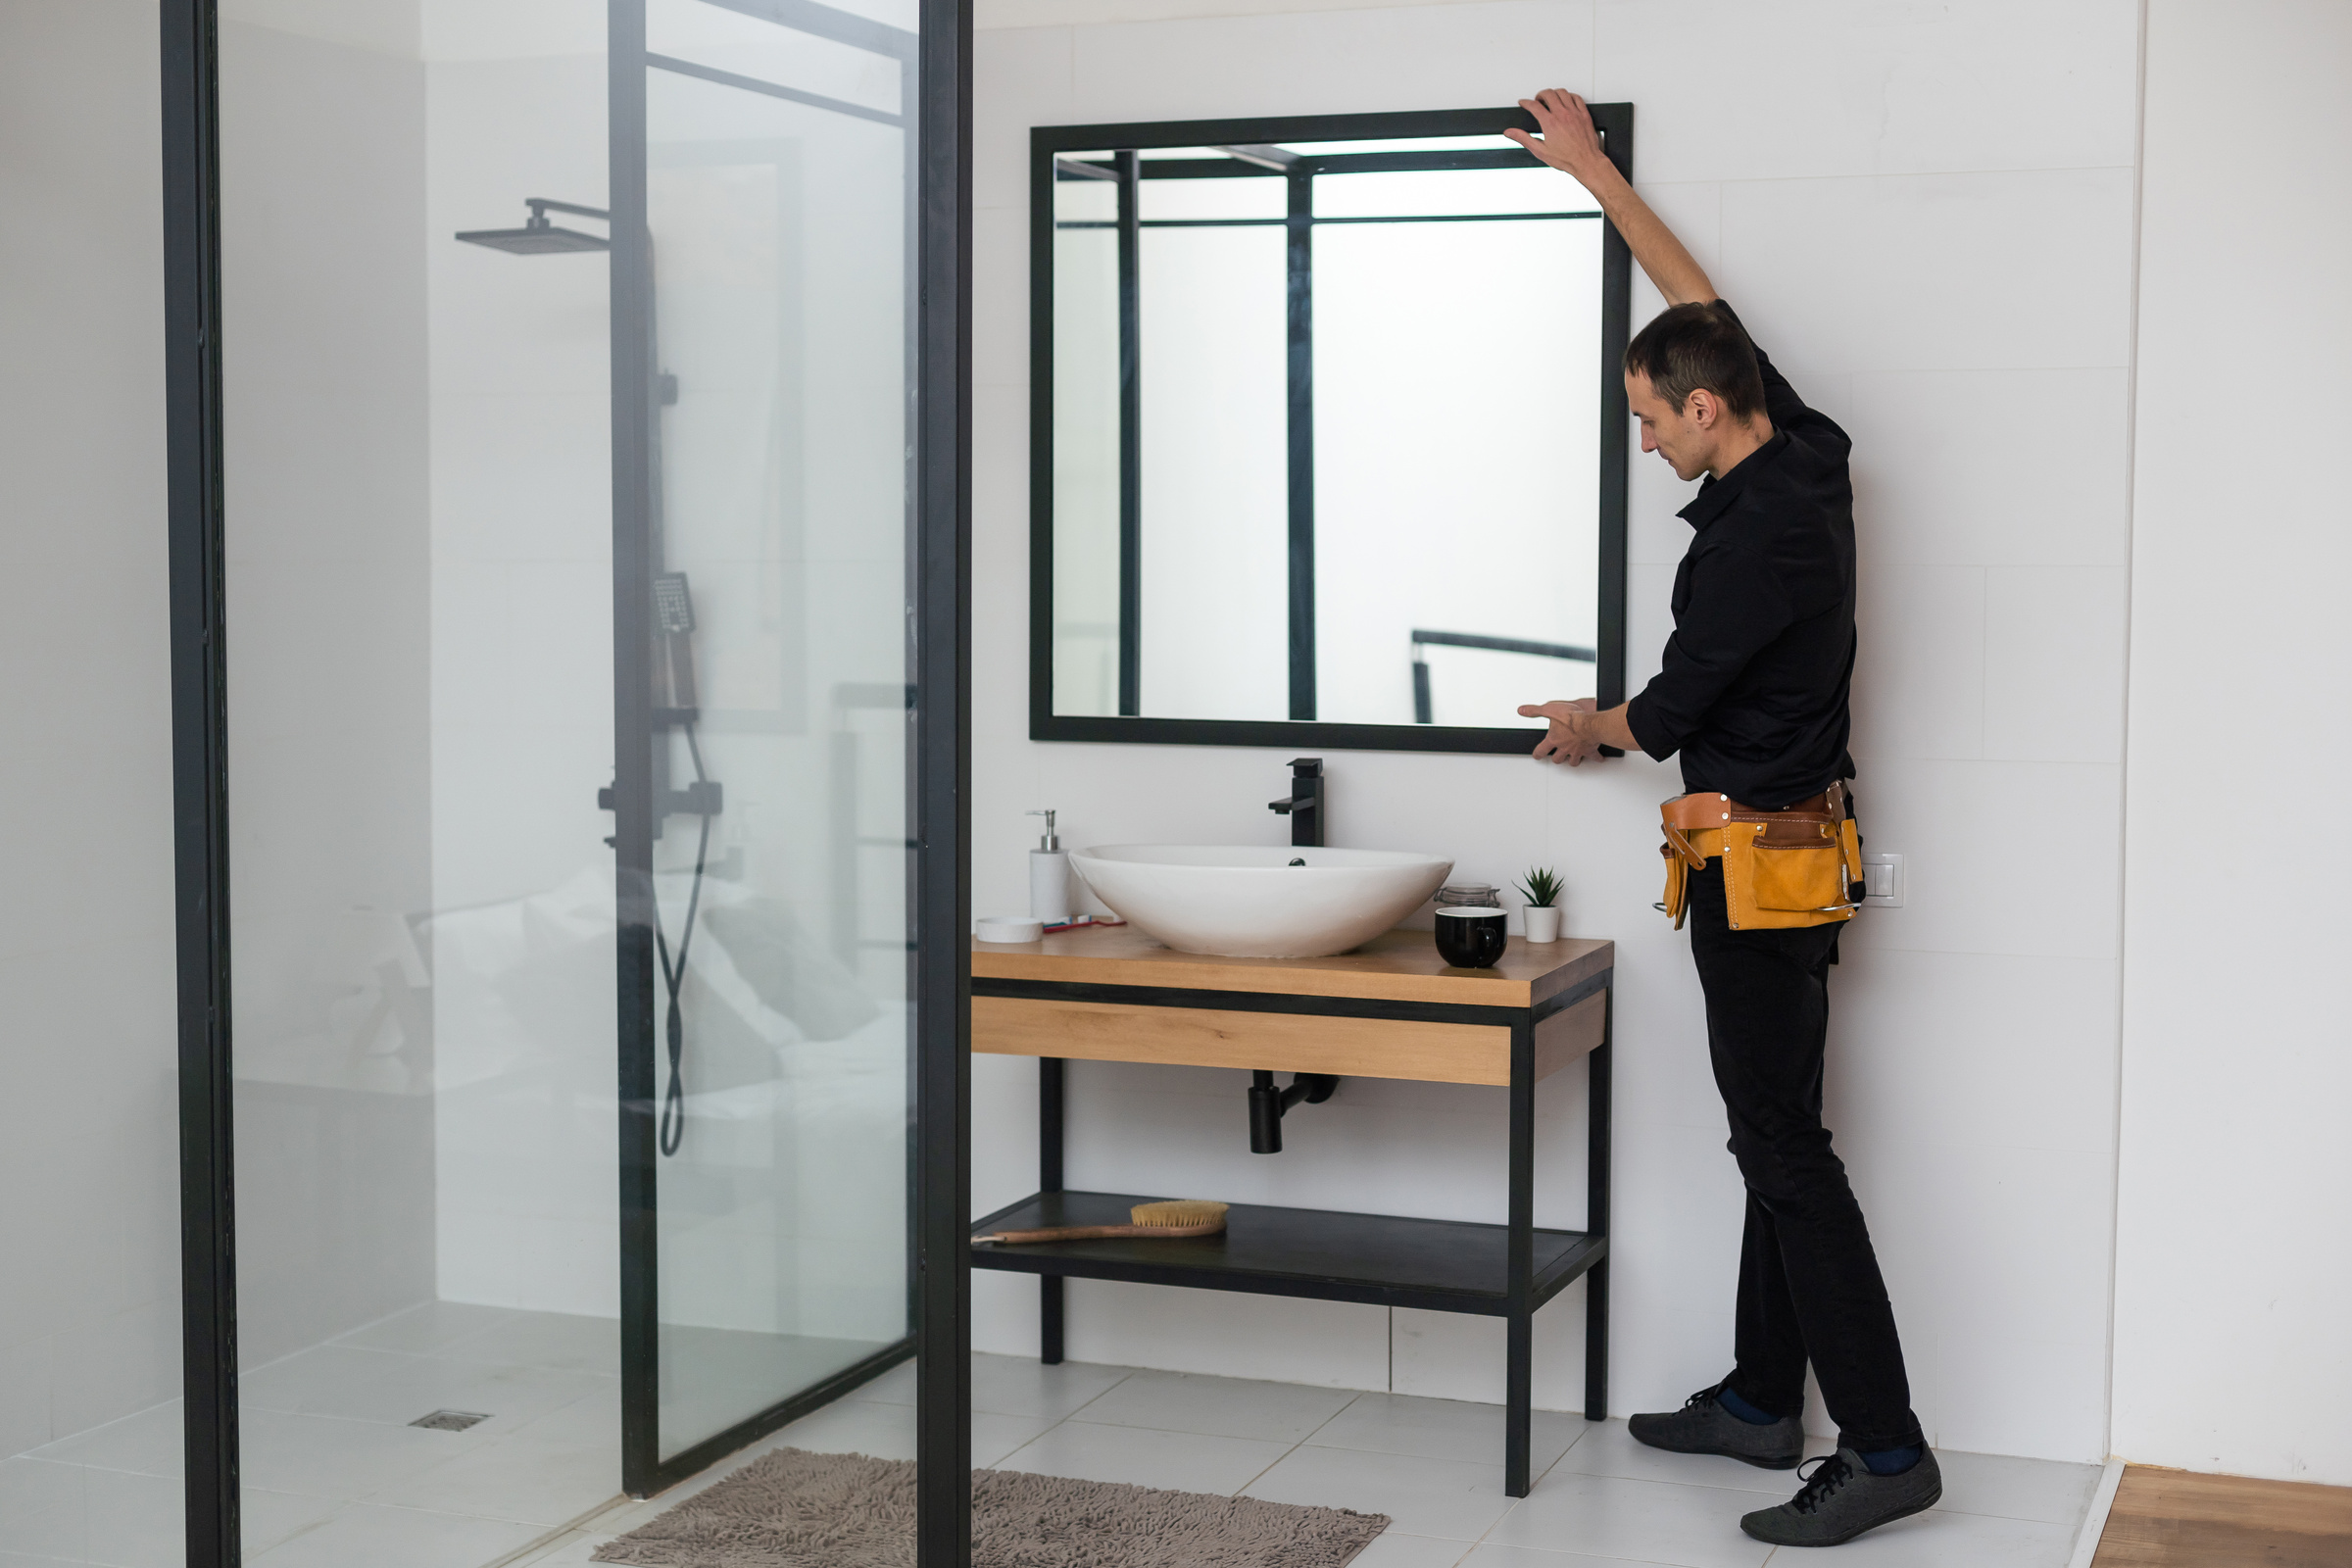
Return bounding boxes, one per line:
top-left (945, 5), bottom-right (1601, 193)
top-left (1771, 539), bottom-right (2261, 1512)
top-left (1658, 788), bottom-right (1863, 932)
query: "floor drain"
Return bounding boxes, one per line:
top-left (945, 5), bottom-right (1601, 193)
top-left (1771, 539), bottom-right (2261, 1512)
top-left (411, 1409), bottom-right (492, 1432)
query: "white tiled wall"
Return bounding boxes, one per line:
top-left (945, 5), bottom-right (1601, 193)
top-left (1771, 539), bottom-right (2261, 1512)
top-left (971, 0), bottom-right (2139, 1465)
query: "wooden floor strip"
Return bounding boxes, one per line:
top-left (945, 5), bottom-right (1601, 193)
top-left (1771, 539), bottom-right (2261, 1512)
top-left (2093, 1465), bottom-right (2352, 1567)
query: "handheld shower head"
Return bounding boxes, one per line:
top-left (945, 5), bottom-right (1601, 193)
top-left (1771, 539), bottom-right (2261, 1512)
top-left (455, 197), bottom-right (610, 254)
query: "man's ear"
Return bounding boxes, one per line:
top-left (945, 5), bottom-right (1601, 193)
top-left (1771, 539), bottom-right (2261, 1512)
top-left (1684, 388), bottom-right (1718, 430)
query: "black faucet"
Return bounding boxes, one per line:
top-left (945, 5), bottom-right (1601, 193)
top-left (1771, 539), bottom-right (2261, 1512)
top-left (1268, 757), bottom-right (1323, 848)
top-left (1256, 758), bottom-right (1333, 1152)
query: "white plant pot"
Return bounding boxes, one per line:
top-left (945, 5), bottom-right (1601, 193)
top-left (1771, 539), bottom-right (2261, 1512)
top-left (1523, 906), bottom-right (1563, 944)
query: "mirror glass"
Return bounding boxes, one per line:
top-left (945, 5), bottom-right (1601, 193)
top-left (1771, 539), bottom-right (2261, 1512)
top-left (1037, 115), bottom-right (1628, 746)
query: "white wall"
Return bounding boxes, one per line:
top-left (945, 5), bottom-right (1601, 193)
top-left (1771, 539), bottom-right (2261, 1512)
top-left (0, 0), bottom-right (180, 1465)
top-left (973, 0), bottom-right (2139, 1463)
top-left (2112, 0), bottom-right (2352, 1488)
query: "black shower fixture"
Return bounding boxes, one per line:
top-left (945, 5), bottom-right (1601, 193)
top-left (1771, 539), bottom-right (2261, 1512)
top-left (455, 197), bottom-right (611, 254)
top-left (458, 192), bottom-right (710, 1159)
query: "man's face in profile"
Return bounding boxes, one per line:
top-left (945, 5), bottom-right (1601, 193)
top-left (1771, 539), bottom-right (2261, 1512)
top-left (1627, 370), bottom-right (1714, 483)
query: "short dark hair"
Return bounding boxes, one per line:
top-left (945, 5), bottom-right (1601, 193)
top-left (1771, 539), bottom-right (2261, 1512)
top-left (1623, 301), bottom-right (1766, 420)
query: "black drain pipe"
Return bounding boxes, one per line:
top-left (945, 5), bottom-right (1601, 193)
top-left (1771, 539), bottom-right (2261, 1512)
top-left (1249, 1071), bottom-right (1339, 1153)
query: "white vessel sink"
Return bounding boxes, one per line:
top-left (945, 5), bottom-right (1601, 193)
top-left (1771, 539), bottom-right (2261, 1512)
top-left (1069, 845), bottom-right (1454, 958)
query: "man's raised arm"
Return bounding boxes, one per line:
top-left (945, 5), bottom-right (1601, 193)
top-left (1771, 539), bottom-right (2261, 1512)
top-left (1506, 89), bottom-right (1717, 308)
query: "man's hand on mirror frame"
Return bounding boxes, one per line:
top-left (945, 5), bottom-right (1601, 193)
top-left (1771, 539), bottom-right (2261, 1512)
top-left (1520, 698), bottom-right (1637, 766)
top-left (1504, 88), bottom-right (1612, 187)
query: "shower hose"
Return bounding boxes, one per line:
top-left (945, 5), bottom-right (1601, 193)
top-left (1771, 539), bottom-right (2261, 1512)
top-left (655, 722), bottom-right (713, 1157)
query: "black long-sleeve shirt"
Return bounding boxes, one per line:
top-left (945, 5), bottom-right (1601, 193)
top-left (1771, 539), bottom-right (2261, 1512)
top-left (1623, 303), bottom-right (1857, 810)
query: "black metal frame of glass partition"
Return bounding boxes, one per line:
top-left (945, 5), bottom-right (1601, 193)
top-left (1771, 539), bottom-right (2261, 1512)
top-left (609, 0), bottom-right (971, 1506)
top-left (162, 0), bottom-right (973, 1560)
top-left (1027, 106), bottom-right (1634, 756)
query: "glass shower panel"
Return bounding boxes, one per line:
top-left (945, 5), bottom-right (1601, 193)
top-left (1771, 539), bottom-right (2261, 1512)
top-left (635, 19), bottom-right (914, 1465)
top-left (218, 9), bottom-right (622, 1563)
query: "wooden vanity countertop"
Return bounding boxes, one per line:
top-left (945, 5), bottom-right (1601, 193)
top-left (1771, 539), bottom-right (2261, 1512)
top-left (970, 925), bottom-right (1612, 1010)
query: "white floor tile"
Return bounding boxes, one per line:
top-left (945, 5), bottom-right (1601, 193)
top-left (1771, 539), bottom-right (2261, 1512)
top-left (79, 1464), bottom-right (183, 1568)
top-left (1931, 1449), bottom-right (2101, 1526)
top-left (298, 1357), bottom-right (615, 1438)
top-left (1244, 1445), bottom-right (1517, 1543)
top-left (998, 1421), bottom-right (1294, 1495)
top-left (331, 1302), bottom-right (521, 1356)
top-left (238, 1347), bottom-right (425, 1415)
top-left (26, 1400), bottom-right (184, 1479)
top-left (1545, 1418), bottom-right (1822, 1496)
top-left (0, 1456), bottom-right (81, 1515)
top-left (843, 1358), bottom-right (917, 1405)
top-left (969, 1354), bottom-right (1135, 1420)
top-left (1071, 1368), bottom-right (1357, 1443)
top-left (244, 1500), bottom-right (547, 1568)
top-left (441, 1313), bottom-right (619, 1376)
top-left (1793, 1505), bottom-right (2075, 1566)
top-left (1305, 1394), bottom-right (1585, 1474)
top-left (970, 1413), bottom-right (1062, 1469)
top-left (1348, 1532), bottom-right (1477, 1568)
top-left (505, 1384), bottom-right (620, 1454)
top-left (0, 1458), bottom-right (85, 1560)
top-left (237, 1408), bottom-right (492, 1498)
top-left (1464, 1545), bottom-right (1680, 1568)
top-left (241, 1489), bottom-right (345, 1557)
top-left (363, 1425), bottom-right (619, 1529)
top-left (1485, 1471), bottom-right (1773, 1568)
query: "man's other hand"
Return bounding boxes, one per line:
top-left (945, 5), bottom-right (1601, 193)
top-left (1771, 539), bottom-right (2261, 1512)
top-left (1523, 698), bottom-right (1603, 766)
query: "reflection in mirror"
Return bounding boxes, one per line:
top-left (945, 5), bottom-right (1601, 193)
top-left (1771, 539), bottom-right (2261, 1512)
top-left (1036, 113), bottom-right (1630, 748)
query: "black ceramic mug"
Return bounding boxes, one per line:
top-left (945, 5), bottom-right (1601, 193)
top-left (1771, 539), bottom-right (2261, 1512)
top-left (1434, 905), bottom-right (1508, 968)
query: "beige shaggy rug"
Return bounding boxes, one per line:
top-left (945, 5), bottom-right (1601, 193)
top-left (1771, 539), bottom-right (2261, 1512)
top-left (591, 1446), bottom-right (1390, 1568)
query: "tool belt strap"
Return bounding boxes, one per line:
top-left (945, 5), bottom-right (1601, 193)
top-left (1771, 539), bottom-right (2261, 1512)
top-left (1660, 786), bottom-right (1845, 832)
top-left (1660, 784), bottom-right (1849, 870)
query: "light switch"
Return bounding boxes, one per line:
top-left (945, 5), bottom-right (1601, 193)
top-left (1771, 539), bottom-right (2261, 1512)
top-left (1860, 854), bottom-right (1903, 907)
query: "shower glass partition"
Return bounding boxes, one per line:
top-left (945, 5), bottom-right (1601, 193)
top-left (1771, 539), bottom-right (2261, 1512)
top-left (183, 0), bottom-right (954, 1560)
top-left (618, 0), bottom-right (920, 1487)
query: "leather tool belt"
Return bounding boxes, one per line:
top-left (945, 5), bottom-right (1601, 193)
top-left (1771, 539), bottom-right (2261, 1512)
top-left (1659, 783), bottom-right (1864, 931)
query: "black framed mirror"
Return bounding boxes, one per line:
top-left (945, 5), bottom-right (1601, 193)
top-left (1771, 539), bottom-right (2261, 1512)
top-left (1029, 105), bottom-right (1632, 755)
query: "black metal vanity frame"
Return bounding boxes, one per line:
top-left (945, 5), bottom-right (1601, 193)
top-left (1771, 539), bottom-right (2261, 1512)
top-left (1027, 104), bottom-right (1635, 756)
top-left (969, 965), bottom-right (1614, 1498)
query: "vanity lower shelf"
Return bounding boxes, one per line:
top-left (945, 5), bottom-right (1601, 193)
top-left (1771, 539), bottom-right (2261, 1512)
top-left (971, 1189), bottom-right (1606, 1316)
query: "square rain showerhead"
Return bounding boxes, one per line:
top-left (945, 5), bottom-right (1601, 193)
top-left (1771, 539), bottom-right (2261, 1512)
top-left (455, 224), bottom-right (610, 255)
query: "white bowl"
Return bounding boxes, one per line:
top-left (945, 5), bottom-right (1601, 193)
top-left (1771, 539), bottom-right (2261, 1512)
top-left (1069, 844), bottom-right (1453, 958)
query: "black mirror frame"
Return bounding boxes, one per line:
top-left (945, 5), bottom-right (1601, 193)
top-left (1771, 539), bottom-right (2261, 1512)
top-left (1027, 104), bottom-right (1633, 756)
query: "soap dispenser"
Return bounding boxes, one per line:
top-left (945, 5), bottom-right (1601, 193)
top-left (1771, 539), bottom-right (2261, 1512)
top-left (1026, 809), bottom-right (1071, 925)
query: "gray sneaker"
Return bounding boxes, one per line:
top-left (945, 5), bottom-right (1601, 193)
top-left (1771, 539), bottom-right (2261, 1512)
top-left (1626, 1384), bottom-right (1803, 1470)
top-left (1740, 1446), bottom-right (1943, 1546)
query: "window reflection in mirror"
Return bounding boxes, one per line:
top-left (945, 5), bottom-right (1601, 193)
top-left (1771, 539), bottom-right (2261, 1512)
top-left (1039, 117), bottom-right (1626, 743)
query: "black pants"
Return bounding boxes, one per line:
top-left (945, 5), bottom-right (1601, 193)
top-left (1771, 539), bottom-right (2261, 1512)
top-left (1687, 859), bottom-right (1923, 1452)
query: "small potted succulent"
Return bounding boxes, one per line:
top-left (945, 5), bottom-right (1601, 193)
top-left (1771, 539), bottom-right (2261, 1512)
top-left (1516, 866), bottom-right (1564, 943)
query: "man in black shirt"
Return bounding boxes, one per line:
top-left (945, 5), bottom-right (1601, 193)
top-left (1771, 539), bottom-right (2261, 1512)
top-left (1506, 90), bottom-right (1938, 1549)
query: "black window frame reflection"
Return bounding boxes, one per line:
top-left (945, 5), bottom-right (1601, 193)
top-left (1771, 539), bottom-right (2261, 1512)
top-left (1028, 106), bottom-right (1634, 754)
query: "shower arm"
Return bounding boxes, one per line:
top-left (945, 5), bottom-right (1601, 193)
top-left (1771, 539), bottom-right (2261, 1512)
top-left (526, 197), bottom-right (611, 224)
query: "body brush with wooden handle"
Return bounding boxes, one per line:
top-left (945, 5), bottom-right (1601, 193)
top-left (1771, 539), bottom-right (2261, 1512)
top-left (975, 1199), bottom-right (1226, 1245)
